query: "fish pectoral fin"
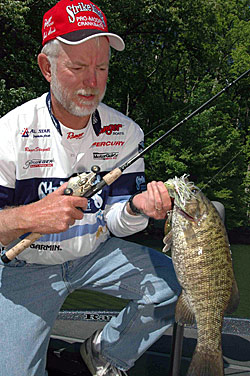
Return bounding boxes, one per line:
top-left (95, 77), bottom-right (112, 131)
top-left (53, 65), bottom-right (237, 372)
top-left (175, 291), bottom-right (195, 325)
top-left (162, 230), bottom-right (172, 253)
top-left (225, 279), bottom-right (240, 314)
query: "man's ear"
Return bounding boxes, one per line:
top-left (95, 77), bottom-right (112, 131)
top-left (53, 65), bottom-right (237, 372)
top-left (37, 53), bottom-right (52, 83)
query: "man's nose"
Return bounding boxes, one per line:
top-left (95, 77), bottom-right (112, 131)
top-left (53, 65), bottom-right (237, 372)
top-left (83, 68), bottom-right (97, 87)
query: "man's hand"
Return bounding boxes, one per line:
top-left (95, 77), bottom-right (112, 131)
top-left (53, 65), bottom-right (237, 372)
top-left (22, 183), bottom-right (88, 234)
top-left (0, 183), bottom-right (88, 246)
top-left (126, 181), bottom-right (172, 219)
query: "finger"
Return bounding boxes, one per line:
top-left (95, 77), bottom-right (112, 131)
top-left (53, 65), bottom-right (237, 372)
top-left (72, 207), bottom-right (84, 221)
top-left (149, 181), bottom-right (164, 211)
top-left (71, 196), bottom-right (88, 211)
top-left (68, 218), bottom-right (76, 227)
top-left (146, 182), bottom-right (158, 210)
top-left (156, 181), bottom-right (172, 211)
top-left (52, 182), bottom-right (68, 195)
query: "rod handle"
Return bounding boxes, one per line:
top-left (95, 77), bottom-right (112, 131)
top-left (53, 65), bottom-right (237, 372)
top-left (103, 167), bottom-right (122, 185)
top-left (1, 233), bottom-right (42, 263)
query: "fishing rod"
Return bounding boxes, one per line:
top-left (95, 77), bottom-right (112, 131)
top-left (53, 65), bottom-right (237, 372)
top-left (2, 68), bottom-right (250, 263)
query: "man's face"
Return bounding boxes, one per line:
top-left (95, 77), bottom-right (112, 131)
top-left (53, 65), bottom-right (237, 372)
top-left (50, 37), bottom-right (109, 117)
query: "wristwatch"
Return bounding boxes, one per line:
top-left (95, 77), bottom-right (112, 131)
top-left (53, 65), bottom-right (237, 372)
top-left (128, 192), bottom-right (142, 215)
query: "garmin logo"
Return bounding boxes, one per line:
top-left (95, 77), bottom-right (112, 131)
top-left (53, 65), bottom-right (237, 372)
top-left (30, 244), bottom-right (62, 251)
top-left (66, 3), bottom-right (106, 27)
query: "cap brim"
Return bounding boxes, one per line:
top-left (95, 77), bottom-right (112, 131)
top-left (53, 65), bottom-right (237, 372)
top-left (57, 29), bottom-right (125, 51)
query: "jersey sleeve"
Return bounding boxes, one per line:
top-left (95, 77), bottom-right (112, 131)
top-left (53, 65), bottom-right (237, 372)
top-left (104, 120), bottom-right (149, 237)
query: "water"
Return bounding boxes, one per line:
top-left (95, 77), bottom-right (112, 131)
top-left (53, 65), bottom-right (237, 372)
top-left (63, 239), bottom-right (250, 319)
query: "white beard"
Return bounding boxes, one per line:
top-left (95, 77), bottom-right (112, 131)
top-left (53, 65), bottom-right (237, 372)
top-left (50, 70), bottom-right (106, 117)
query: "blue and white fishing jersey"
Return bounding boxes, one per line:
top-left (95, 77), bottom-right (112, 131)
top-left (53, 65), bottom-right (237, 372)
top-left (0, 93), bottom-right (148, 264)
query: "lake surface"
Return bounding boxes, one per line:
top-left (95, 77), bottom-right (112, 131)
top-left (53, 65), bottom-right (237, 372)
top-left (62, 237), bottom-right (250, 319)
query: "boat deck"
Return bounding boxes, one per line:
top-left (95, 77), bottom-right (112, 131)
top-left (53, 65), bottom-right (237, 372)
top-left (47, 311), bottom-right (250, 375)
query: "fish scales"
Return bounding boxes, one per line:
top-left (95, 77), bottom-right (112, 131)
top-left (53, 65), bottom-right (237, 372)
top-left (164, 175), bottom-right (239, 376)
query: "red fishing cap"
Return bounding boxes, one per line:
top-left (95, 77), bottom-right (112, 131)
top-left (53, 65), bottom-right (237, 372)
top-left (42, 0), bottom-right (125, 51)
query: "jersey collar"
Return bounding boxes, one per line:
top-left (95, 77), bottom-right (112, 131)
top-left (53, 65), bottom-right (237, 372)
top-left (46, 92), bottom-right (102, 137)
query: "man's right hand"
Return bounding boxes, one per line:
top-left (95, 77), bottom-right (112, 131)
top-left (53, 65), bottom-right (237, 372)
top-left (0, 183), bottom-right (88, 246)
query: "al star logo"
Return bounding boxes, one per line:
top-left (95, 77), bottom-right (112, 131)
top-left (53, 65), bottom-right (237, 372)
top-left (21, 128), bottom-right (50, 138)
top-left (21, 128), bottom-right (29, 137)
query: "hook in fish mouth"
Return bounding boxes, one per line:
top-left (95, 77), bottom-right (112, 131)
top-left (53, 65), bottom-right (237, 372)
top-left (164, 174), bottom-right (196, 206)
top-left (164, 174), bottom-right (201, 222)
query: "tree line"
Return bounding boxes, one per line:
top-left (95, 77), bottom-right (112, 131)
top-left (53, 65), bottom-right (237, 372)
top-left (0, 0), bottom-right (249, 229)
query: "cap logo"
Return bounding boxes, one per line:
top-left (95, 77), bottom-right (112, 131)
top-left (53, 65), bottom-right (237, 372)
top-left (66, 2), bottom-right (106, 28)
top-left (43, 16), bottom-right (56, 40)
top-left (44, 16), bottom-right (54, 29)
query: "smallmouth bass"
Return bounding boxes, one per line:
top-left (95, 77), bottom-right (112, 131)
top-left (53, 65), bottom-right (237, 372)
top-left (163, 175), bottom-right (239, 376)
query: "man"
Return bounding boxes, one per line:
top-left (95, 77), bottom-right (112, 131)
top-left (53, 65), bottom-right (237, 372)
top-left (0, 1), bottom-right (181, 375)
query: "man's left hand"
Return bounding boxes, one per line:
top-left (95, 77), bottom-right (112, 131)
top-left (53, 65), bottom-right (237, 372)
top-left (127, 181), bottom-right (172, 219)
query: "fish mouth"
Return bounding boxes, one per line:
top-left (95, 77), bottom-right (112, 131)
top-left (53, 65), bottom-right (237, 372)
top-left (164, 174), bottom-right (200, 223)
top-left (176, 206), bottom-right (196, 222)
top-left (164, 175), bottom-right (196, 209)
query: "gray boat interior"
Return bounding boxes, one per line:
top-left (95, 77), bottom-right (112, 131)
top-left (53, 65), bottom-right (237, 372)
top-left (47, 310), bottom-right (250, 375)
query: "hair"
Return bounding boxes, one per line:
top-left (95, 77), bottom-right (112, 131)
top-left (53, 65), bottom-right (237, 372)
top-left (41, 37), bottom-right (111, 66)
top-left (41, 39), bottom-right (62, 68)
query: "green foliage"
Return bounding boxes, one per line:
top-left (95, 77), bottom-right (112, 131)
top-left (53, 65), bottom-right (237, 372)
top-left (0, 0), bottom-right (249, 229)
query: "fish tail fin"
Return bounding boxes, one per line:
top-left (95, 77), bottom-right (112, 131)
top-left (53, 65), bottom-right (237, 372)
top-left (175, 291), bottom-right (195, 325)
top-left (187, 348), bottom-right (224, 376)
top-left (226, 278), bottom-right (240, 314)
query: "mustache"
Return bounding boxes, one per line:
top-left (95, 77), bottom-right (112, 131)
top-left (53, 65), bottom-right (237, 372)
top-left (76, 89), bottom-right (99, 96)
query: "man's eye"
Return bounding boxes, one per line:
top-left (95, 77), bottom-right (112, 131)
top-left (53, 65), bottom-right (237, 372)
top-left (97, 66), bottom-right (108, 71)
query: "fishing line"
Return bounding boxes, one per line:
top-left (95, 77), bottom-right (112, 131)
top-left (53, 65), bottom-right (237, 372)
top-left (144, 107), bottom-right (189, 138)
top-left (144, 73), bottom-right (247, 139)
top-left (200, 150), bottom-right (243, 192)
